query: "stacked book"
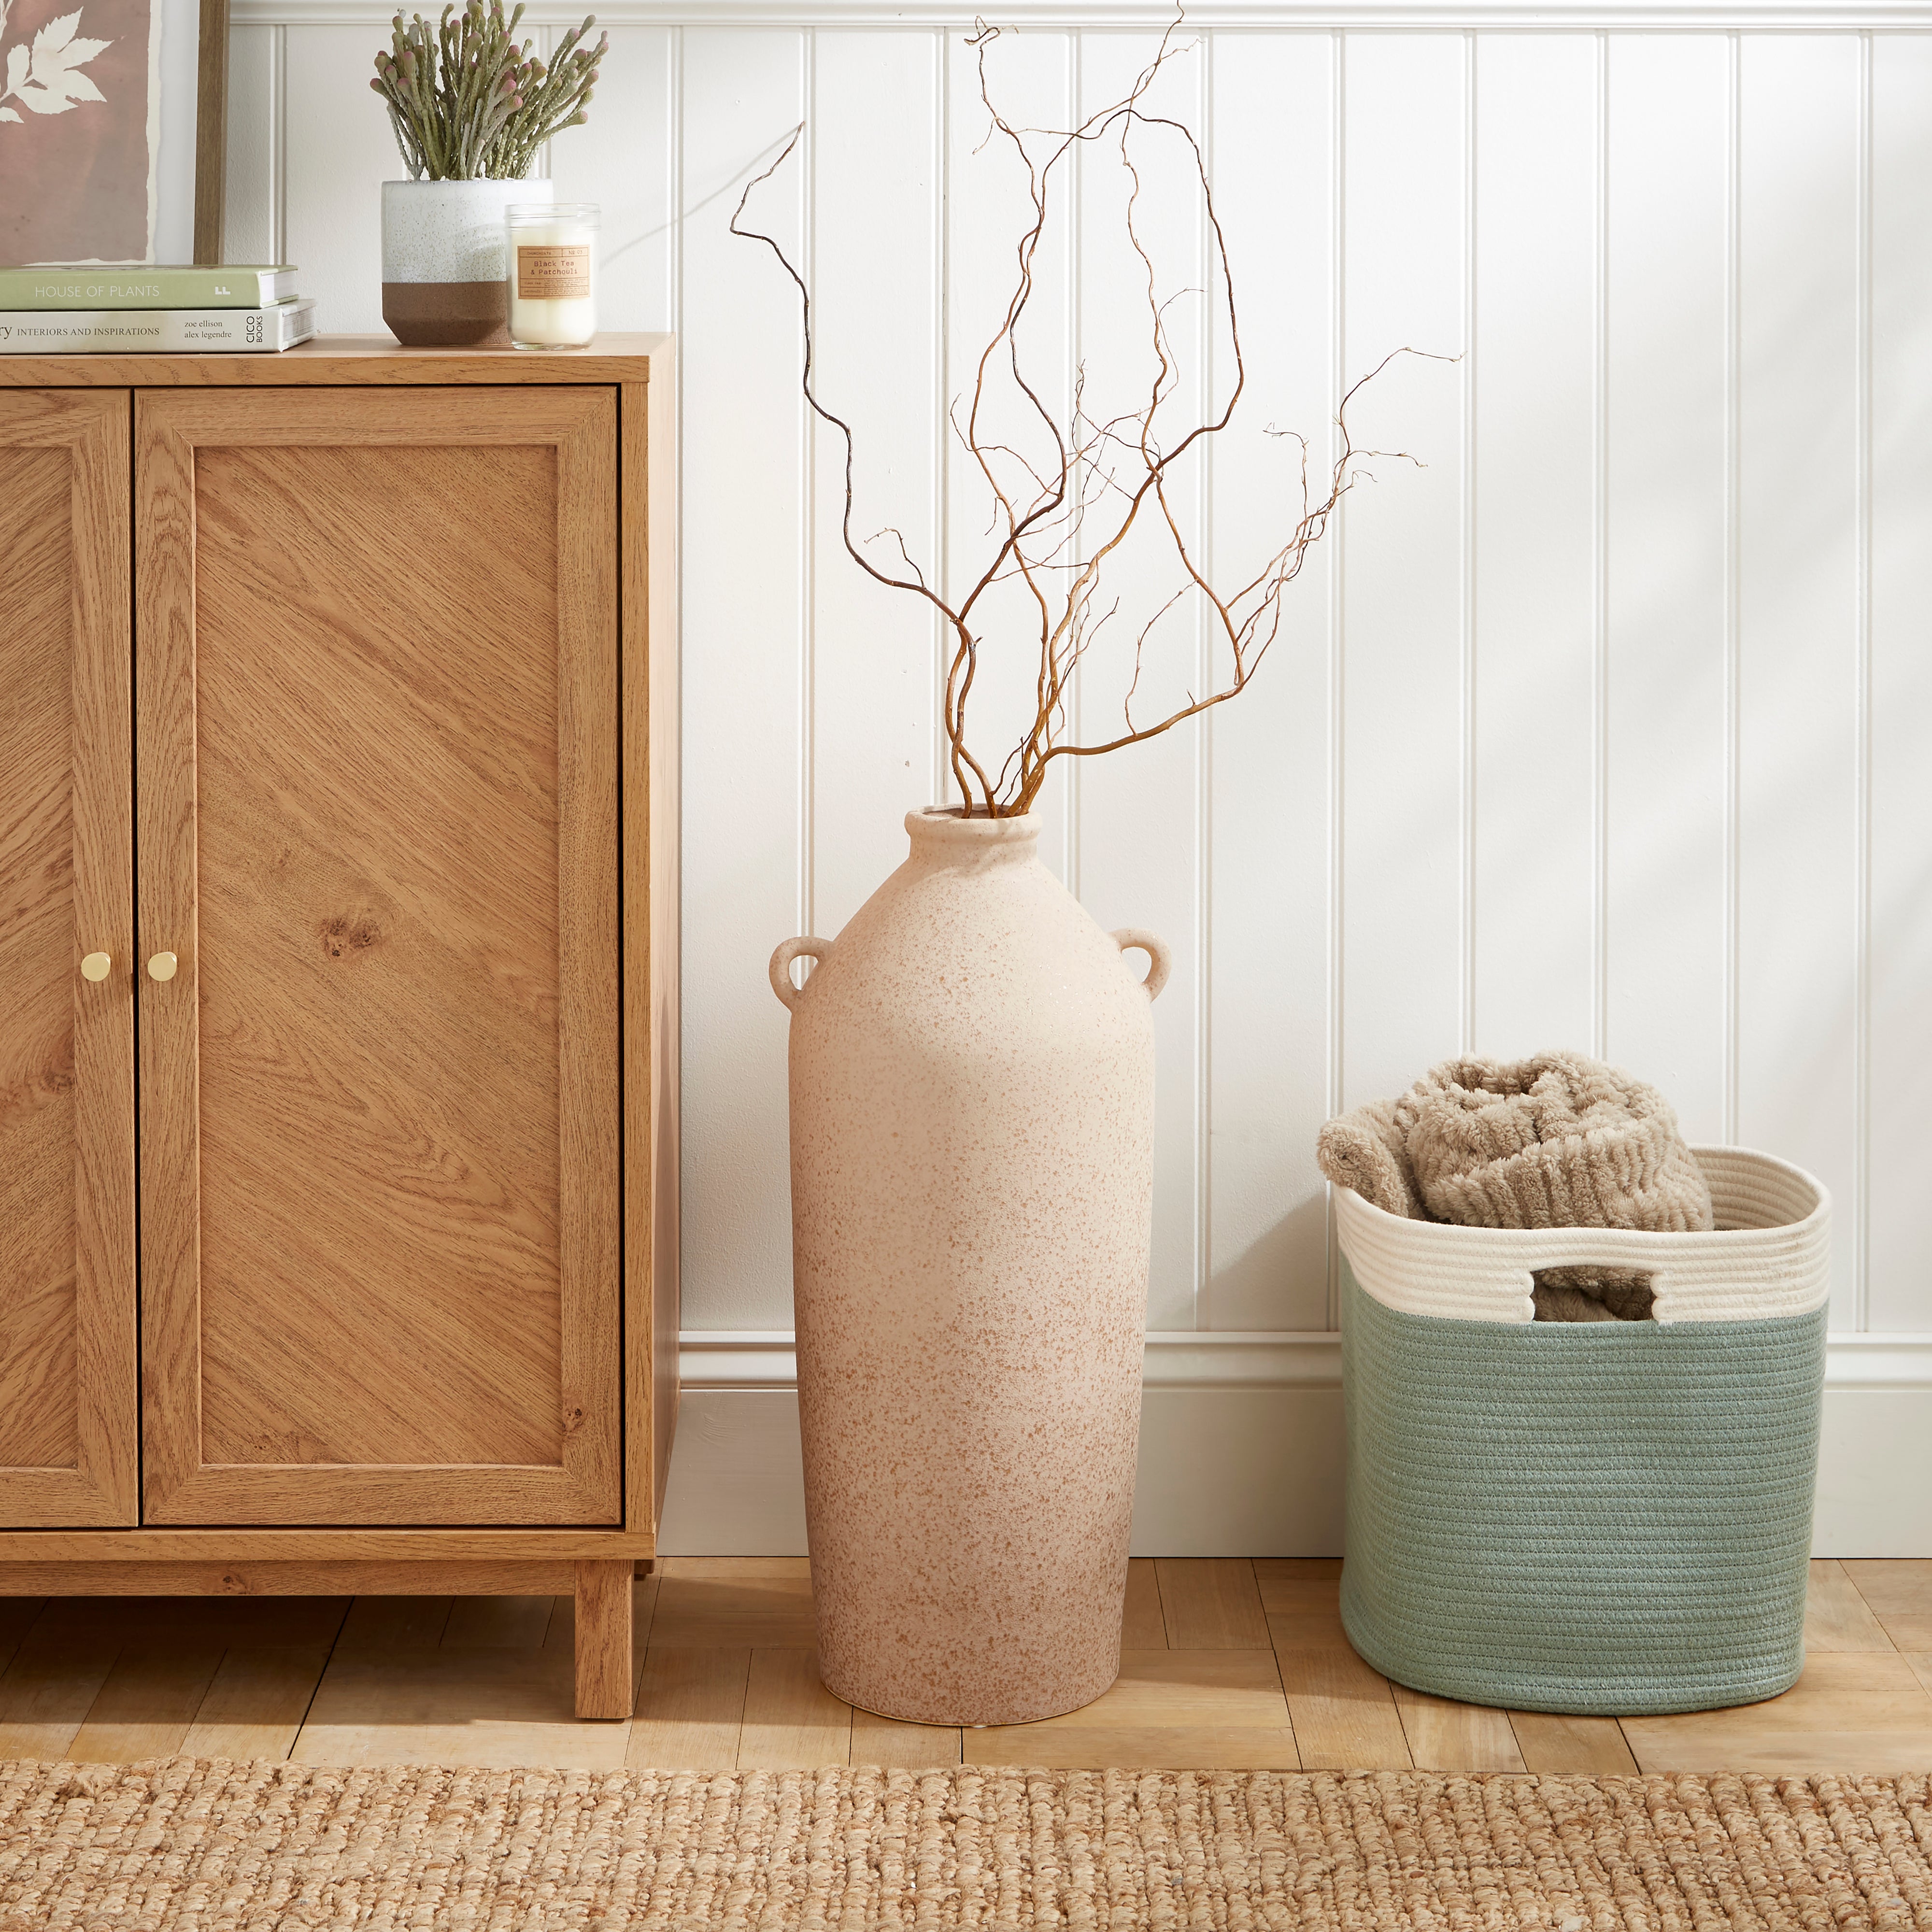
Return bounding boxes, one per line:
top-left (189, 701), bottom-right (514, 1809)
top-left (0, 265), bottom-right (317, 354)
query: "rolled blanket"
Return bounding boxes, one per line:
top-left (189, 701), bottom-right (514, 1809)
top-left (1313, 1097), bottom-right (1425, 1222)
top-left (1318, 1051), bottom-right (1714, 1322)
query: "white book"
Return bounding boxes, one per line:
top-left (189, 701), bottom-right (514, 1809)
top-left (0, 299), bottom-right (318, 354)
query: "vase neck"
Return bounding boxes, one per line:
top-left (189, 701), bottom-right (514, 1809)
top-left (903, 807), bottom-right (1040, 867)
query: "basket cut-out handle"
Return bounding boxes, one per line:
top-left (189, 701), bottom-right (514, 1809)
top-left (1112, 929), bottom-right (1172, 1001)
top-left (769, 937), bottom-right (832, 1010)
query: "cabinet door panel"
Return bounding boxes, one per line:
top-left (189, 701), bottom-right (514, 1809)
top-left (0, 390), bottom-right (137, 1526)
top-left (137, 387), bottom-right (620, 1525)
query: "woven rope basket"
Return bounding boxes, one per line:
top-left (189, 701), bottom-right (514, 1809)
top-left (1335, 1146), bottom-right (1830, 1717)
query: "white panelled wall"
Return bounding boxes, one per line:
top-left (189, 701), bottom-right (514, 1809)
top-left (226, 2), bottom-right (1932, 1555)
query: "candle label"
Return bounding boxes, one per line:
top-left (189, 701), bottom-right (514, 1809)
top-left (516, 244), bottom-right (592, 299)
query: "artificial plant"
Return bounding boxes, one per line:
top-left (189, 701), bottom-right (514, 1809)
top-left (371, 0), bottom-right (605, 181)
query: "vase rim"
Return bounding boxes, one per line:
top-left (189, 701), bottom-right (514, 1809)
top-left (381, 176), bottom-right (552, 191)
top-left (905, 805), bottom-right (1040, 848)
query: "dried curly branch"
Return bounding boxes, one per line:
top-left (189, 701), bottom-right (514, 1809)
top-left (732, 13), bottom-right (1431, 818)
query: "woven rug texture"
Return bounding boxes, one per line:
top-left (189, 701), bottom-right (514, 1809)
top-left (1, 1760), bottom-right (1928, 1931)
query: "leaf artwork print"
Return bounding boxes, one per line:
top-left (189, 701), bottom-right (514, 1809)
top-left (0, 8), bottom-right (113, 122)
top-left (0, 0), bottom-right (156, 265)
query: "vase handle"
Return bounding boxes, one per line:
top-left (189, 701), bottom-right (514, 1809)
top-left (1111, 928), bottom-right (1172, 1002)
top-left (769, 936), bottom-right (833, 1011)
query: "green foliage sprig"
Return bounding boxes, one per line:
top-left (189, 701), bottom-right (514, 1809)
top-left (370, 0), bottom-right (605, 181)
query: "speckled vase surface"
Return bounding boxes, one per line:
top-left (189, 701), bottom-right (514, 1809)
top-left (769, 808), bottom-right (1171, 1727)
top-left (381, 177), bottom-right (552, 347)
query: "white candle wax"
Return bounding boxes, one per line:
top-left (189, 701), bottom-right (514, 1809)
top-left (507, 209), bottom-right (598, 348)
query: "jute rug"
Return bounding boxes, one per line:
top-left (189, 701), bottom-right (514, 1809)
top-left (1, 1760), bottom-right (1928, 1931)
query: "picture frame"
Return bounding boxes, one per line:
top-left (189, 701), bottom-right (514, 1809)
top-left (0, 0), bottom-right (227, 267)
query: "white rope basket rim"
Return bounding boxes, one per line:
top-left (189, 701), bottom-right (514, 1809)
top-left (1335, 1144), bottom-right (1832, 1326)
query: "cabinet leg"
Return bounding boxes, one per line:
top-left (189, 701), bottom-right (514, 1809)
top-left (573, 1559), bottom-right (635, 1720)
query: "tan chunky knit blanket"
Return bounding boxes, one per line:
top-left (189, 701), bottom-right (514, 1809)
top-left (1317, 1051), bottom-right (1714, 1321)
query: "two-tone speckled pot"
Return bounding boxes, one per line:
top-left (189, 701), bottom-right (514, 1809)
top-left (381, 177), bottom-right (551, 347)
top-left (769, 808), bottom-right (1171, 1726)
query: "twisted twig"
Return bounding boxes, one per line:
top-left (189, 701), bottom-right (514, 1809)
top-left (735, 11), bottom-right (1435, 816)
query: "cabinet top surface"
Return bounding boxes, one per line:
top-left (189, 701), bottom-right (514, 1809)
top-left (0, 331), bottom-right (670, 387)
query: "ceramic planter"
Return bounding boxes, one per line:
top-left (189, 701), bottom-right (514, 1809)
top-left (381, 177), bottom-right (552, 348)
top-left (769, 807), bottom-right (1170, 1726)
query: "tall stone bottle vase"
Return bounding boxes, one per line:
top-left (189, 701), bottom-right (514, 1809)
top-left (768, 807), bottom-right (1172, 1726)
top-left (381, 177), bottom-right (553, 348)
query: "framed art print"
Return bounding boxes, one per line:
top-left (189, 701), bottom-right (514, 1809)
top-left (0, 0), bottom-right (226, 265)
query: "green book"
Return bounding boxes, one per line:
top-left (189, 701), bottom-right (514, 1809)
top-left (0, 265), bottom-right (298, 310)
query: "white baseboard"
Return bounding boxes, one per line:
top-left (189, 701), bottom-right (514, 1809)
top-left (657, 1330), bottom-right (1932, 1558)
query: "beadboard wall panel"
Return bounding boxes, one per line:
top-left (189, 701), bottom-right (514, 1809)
top-left (1073, 30), bottom-right (1212, 1329)
top-left (1868, 34), bottom-right (1932, 1335)
top-left (221, 16), bottom-right (1932, 1549)
top-left (1469, 34), bottom-right (1600, 1063)
top-left (1602, 33), bottom-right (1731, 1148)
top-left (1736, 34), bottom-right (1864, 1328)
top-left (1336, 35), bottom-right (1469, 1125)
top-left (675, 28), bottom-right (809, 1334)
top-left (1204, 33), bottom-right (1336, 1335)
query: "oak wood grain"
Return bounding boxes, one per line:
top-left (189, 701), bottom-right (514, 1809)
top-left (1154, 1560), bottom-right (1272, 1649)
top-left (0, 1627), bottom-right (122, 1760)
top-left (963, 1724), bottom-right (1303, 1771)
top-left (1621, 1651), bottom-right (1932, 1774)
top-left (0, 1530), bottom-right (654, 1561)
top-left (623, 363), bottom-right (682, 1539)
top-left (573, 1560), bottom-right (634, 1719)
top-left (38, 1593), bottom-right (350, 1643)
top-left (0, 1560), bottom-right (1923, 1772)
top-left (541, 1575), bottom-right (654, 1661)
top-left (0, 337), bottom-right (670, 389)
top-left (290, 1644), bottom-right (633, 1771)
top-left (1392, 1685), bottom-right (1528, 1772)
top-left (1841, 1560), bottom-right (1932, 1649)
top-left (64, 1641), bottom-right (225, 1762)
top-left (441, 1595), bottom-right (556, 1650)
top-left (1840, 1560), bottom-right (1932, 1613)
top-left (626, 1646), bottom-right (750, 1771)
top-left (192, 0), bottom-right (229, 265)
top-left (135, 386), bottom-right (621, 1527)
top-left (0, 1600), bottom-right (46, 1679)
top-left (0, 1562), bottom-right (573, 1596)
top-left (1805, 1558), bottom-right (1896, 1652)
top-left (1009, 1648), bottom-right (1293, 1733)
top-left (180, 1642), bottom-right (336, 1761)
top-left (851, 1712), bottom-right (963, 1768)
top-left (648, 1559), bottom-right (819, 1648)
top-left (737, 1649), bottom-right (852, 1771)
top-left (1256, 1563), bottom-right (1351, 1651)
top-left (1506, 1710), bottom-right (1640, 1774)
top-left (0, 388), bottom-right (136, 1528)
top-left (1273, 1646), bottom-right (1412, 1771)
top-left (332, 1594), bottom-right (455, 1657)
top-left (1121, 1559), bottom-right (1166, 1648)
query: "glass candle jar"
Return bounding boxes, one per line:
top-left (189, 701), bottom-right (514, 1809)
top-left (506, 202), bottom-right (599, 349)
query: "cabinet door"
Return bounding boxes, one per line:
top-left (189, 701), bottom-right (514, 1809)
top-left (0, 390), bottom-right (138, 1526)
top-left (136, 387), bottom-right (621, 1525)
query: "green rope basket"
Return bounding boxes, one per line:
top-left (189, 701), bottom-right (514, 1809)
top-left (1335, 1147), bottom-right (1830, 1717)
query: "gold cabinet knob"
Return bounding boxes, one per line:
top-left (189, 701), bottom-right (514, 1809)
top-left (81, 951), bottom-right (113, 982)
top-left (147, 951), bottom-right (179, 982)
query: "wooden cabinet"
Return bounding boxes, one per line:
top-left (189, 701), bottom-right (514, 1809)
top-left (0, 340), bottom-right (678, 1718)
top-left (0, 390), bottom-right (136, 1531)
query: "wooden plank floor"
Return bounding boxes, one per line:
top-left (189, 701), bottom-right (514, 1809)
top-left (0, 1559), bottom-right (1928, 1773)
